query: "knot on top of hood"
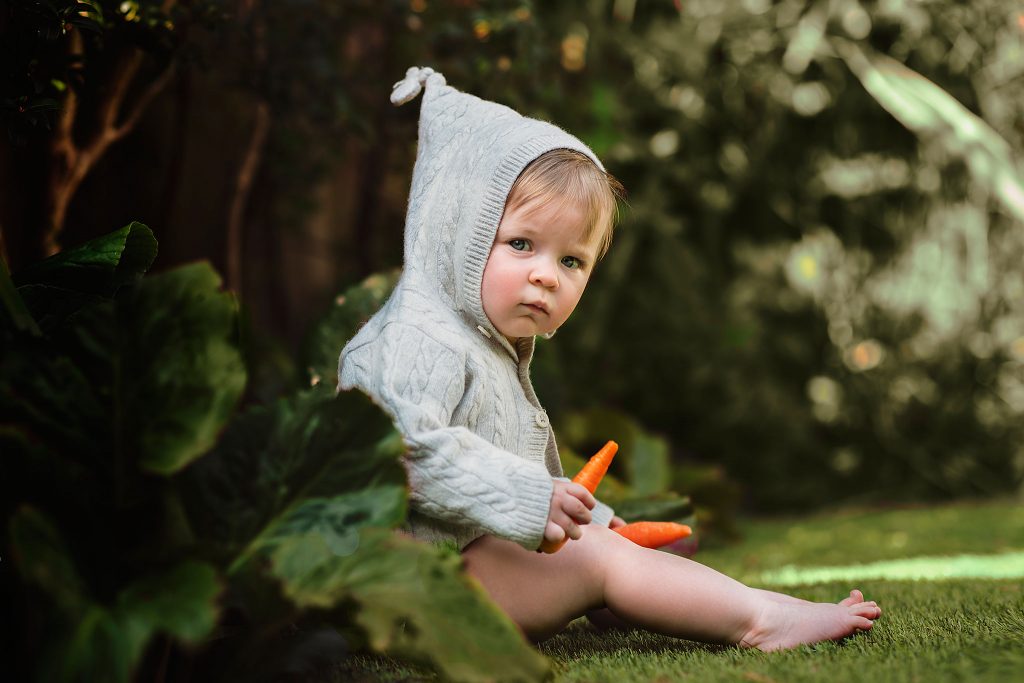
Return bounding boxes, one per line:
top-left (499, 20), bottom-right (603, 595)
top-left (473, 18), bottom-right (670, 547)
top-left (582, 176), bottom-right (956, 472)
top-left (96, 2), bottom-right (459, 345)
top-left (391, 66), bottom-right (445, 106)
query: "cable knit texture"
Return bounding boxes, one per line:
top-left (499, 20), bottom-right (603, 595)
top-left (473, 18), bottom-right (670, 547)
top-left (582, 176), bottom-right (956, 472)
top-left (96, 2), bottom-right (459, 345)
top-left (338, 66), bottom-right (614, 552)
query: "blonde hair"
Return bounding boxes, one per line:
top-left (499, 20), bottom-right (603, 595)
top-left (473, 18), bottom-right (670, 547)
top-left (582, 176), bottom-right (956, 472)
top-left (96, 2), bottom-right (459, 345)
top-left (504, 149), bottom-right (626, 261)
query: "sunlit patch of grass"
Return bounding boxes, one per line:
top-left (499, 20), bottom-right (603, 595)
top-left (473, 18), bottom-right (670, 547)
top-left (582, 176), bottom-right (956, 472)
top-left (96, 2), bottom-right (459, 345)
top-left (697, 497), bottom-right (1024, 583)
top-left (757, 550), bottom-right (1024, 585)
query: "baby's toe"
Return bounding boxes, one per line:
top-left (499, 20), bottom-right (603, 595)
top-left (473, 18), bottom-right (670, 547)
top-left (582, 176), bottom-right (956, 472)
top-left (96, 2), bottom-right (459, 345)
top-left (851, 615), bottom-right (874, 631)
top-left (850, 601), bottom-right (881, 619)
top-left (839, 589), bottom-right (864, 607)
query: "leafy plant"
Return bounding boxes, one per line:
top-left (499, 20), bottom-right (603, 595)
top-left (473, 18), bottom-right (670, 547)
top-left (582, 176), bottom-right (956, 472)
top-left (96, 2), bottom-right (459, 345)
top-left (2, 224), bottom-right (548, 683)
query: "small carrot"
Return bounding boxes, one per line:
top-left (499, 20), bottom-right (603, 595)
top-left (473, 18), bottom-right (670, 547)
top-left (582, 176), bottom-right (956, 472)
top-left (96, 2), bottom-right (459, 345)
top-left (573, 440), bottom-right (618, 494)
top-left (614, 521), bottom-right (692, 549)
top-left (538, 441), bottom-right (619, 554)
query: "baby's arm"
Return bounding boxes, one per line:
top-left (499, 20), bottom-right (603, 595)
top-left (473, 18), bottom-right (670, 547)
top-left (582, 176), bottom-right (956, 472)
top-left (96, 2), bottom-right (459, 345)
top-left (341, 324), bottom-right (553, 550)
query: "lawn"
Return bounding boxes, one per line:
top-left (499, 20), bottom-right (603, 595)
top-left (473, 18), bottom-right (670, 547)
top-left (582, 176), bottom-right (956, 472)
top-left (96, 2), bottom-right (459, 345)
top-left (335, 498), bottom-right (1024, 682)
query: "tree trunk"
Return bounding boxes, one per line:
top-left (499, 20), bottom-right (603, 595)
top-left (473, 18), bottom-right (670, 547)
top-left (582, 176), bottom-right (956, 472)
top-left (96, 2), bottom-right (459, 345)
top-left (226, 0), bottom-right (271, 294)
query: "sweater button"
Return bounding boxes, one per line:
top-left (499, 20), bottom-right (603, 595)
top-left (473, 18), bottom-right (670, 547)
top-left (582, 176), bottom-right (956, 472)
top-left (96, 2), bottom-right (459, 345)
top-left (535, 411), bottom-right (548, 427)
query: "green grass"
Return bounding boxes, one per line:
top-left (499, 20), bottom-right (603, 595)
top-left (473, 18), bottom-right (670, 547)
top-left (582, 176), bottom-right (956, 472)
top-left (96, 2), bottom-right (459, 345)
top-left (332, 498), bottom-right (1024, 682)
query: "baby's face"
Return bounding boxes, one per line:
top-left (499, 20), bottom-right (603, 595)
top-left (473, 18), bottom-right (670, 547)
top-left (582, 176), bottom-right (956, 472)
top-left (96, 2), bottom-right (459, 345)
top-left (481, 197), bottom-right (599, 343)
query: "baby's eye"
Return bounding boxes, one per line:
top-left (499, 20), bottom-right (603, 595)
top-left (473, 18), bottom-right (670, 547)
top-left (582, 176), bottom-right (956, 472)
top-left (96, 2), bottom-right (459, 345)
top-left (509, 238), bottom-right (530, 251)
top-left (561, 256), bottom-right (583, 270)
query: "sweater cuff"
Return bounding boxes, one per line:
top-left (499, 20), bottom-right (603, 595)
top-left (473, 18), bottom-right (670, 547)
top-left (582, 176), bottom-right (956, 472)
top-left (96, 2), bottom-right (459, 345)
top-left (592, 500), bottom-right (615, 527)
top-left (505, 466), bottom-right (555, 551)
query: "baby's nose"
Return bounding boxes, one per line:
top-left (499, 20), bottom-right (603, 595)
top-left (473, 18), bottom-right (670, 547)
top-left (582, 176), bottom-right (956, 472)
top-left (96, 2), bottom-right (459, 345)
top-left (531, 264), bottom-right (559, 288)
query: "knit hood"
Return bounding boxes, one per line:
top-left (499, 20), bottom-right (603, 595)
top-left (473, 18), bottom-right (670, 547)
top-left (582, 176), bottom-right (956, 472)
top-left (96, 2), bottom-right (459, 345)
top-left (391, 66), bottom-right (605, 357)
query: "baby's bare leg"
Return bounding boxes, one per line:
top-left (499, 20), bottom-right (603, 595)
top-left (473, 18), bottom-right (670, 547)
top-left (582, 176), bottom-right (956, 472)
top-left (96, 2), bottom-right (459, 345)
top-left (463, 525), bottom-right (760, 644)
top-left (461, 529), bottom-right (608, 642)
top-left (462, 525), bottom-right (880, 649)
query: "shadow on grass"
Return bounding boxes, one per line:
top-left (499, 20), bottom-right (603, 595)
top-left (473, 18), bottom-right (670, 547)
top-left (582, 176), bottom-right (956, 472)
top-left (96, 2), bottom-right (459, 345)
top-left (538, 619), bottom-right (732, 661)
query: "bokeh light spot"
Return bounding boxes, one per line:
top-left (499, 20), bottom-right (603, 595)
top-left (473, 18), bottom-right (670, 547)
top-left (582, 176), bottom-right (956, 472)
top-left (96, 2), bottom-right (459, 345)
top-left (798, 254), bottom-right (818, 281)
top-left (1011, 337), bottom-right (1024, 360)
top-left (847, 340), bottom-right (884, 371)
top-left (561, 33), bottom-right (587, 71)
top-left (649, 129), bottom-right (680, 158)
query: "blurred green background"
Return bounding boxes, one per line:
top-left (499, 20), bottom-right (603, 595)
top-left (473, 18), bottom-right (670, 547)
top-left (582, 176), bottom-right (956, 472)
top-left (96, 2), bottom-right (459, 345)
top-left (4, 0), bottom-right (1024, 515)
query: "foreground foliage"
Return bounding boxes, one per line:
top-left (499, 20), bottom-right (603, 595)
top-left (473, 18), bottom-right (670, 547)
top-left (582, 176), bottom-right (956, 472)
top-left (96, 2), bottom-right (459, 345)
top-left (1, 224), bottom-right (548, 682)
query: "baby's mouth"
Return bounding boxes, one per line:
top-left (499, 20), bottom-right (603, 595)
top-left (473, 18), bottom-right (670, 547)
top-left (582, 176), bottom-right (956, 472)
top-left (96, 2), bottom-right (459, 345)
top-left (524, 302), bottom-right (549, 315)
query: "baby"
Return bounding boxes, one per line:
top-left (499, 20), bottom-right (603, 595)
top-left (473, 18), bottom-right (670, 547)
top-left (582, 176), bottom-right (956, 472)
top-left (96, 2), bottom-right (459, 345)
top-left (338, 66), bottom-right (881, 649)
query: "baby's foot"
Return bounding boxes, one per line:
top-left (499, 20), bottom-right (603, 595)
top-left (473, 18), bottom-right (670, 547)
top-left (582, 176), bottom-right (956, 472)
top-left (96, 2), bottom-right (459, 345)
top-left (739, 590), bottom-right (881, 652)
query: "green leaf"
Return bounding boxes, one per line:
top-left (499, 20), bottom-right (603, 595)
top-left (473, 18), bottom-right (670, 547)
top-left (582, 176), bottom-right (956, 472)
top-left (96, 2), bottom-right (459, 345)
top-left (629, 431), bottom-right (672, 497)
top-left (1, 326), bottom-right (117, 515)
top-left (8, 510), bottom-right (217, 682)
top-left (8, 506), bottom-right (87, 615)
top-left (236, 487), bottom-right (407, 581)
top-left (612, 492), bottom-right (694, 524)
top-left (57, 562), bottom-right (220, 683)
top-left (184, 385), bottom-right (402, 552)
top-left (0, 255), bottom-right (41, 336)
top-left (115, 561), bottom-right (221, 656)
top-left (837, 40), bottom-right (1024, 222)
top-left (120, 262), bottom-right (246, 475)
top-left (4, 257), bottom-right (244, 520)
top-left (276, 528), bottom-right (550, 682)
top-left (302, 269), bottom-right (400, 390)
top-left (14, 223), bottom-right (157, 333)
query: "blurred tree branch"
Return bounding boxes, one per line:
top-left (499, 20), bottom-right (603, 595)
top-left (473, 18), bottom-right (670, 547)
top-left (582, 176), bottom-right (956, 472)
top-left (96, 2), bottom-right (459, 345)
top-left (226, 0), bottom-right (270, 294)
top-left (46, 29), bottom-right (177, 256)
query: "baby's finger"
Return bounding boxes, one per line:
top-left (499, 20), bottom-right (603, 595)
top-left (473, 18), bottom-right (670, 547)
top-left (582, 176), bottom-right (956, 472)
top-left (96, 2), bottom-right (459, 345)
top-left (568, 497), bottom-right (592, 524)
top-left (552, 510), bottom-right (583, 540)
top-left (554, 494), bottom-right (590, 525)
top-left (567, 483), bottom-right (597, 509)
top-left (544, 521), bottom-right (566, 544)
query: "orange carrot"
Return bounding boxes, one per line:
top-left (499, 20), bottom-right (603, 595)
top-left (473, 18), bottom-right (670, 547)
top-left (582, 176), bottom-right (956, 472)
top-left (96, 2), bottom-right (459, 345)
top-left (614, 521), bottom-right (692, 548)
top-left (573, 440), bottom-right (618, 494)
top-left (538, 441), bottom-right (619, 554)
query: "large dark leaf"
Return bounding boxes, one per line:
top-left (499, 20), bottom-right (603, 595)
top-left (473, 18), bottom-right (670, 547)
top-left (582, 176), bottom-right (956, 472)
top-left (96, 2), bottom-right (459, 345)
top-left (235, 487), bottom-right (407, 588)
top-left (53, 562), bottom-right (220, 683)
top-left (0, 255), bottom-right (41, 337)
top-left (184, 385), bottom-right (404, 553)
top-left (13, 222), bottom-right (157, 334)
top-left (7, 506), bottom-right (87, 615)
top-left (37, 261), bottom-right (245, 478)
top-left (8, 507), bottom-right (220, 683)
top-left (268, 528), bottom-right (550, 683)
top-left (0, 343), bottom-right (106, 487)
top-left (121, 263), bottom-right (246, 475)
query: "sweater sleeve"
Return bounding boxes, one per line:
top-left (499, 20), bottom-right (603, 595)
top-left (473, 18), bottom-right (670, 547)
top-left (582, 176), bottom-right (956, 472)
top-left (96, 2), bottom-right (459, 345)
top-left (340, 323), bottom-right (554, 551)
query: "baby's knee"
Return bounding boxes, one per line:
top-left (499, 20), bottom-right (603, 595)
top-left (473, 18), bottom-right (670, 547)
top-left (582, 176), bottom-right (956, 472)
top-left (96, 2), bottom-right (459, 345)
top-left (573, 524), bottom-right (635, 584)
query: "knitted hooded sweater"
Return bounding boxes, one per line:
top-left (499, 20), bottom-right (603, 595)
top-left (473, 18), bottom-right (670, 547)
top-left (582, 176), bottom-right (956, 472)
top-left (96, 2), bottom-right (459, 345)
top-left (337, 67), bottom-right (614, 552)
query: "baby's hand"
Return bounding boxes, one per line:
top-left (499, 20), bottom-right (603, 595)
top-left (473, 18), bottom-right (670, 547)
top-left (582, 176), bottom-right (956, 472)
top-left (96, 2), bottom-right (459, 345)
top-left (544, 480), bottom-right (596, 544)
